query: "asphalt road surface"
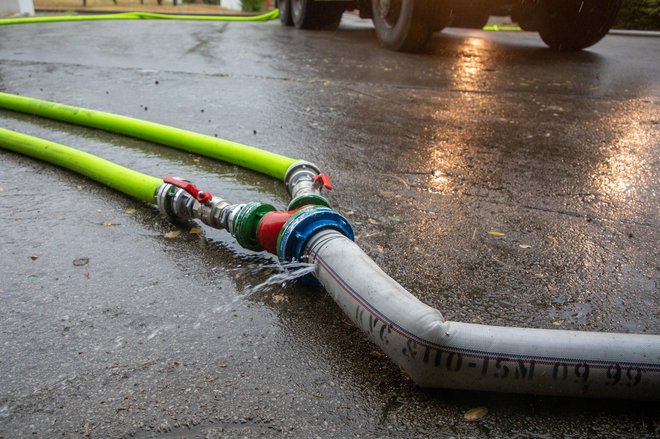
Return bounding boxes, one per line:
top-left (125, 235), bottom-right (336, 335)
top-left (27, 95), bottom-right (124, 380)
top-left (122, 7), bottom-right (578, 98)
top-left (1, 12), bottom-right (659, 438)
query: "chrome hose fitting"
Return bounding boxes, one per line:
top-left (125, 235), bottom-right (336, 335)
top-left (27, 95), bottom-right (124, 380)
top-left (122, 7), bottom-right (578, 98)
top-left (156, 182), bottom-right (195, 221)
top-left (156, 181), bottom-right (233, 231)
top-left (192, 196), bottom-right (232, 229)
top-left (284, 161), bottom-right (321, 198)
top-left (283, 161), bottom-right (333, 210)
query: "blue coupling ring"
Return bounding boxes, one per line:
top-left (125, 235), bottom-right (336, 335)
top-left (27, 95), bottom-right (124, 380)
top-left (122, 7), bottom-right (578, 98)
top-left (277, 206), bottom-right (354, 284)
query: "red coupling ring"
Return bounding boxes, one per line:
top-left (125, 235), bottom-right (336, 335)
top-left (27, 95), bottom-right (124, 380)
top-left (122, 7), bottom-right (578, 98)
top-left (257, 208), bottom-right (302, 255)
top-left (163, 176), bottom-right (213, 204)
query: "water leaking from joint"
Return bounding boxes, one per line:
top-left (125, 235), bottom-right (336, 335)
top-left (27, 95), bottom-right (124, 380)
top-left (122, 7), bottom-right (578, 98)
top-left (212, 261), bottom-right (316, 315)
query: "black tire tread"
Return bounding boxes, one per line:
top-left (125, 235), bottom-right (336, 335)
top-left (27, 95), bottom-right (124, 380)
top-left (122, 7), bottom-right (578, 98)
top-left (293, 0), bottom-right (345, 31)
top-left (372, 0), bottom-right (439, 52)
top-left (537, 0), bottom-right (622, 51)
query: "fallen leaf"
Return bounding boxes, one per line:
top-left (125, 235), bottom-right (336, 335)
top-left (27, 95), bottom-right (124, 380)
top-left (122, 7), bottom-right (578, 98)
top-left (101, 221), bottom-right (113, 227)
top-left (82, 422), bottom-right (93, 438)
top-left (189, 227), bottom-right (202, 235)
top-left (463, 406), bottom-right (488, 421)
top-left (369, 350), bottom-right (383, 358)
top-left (368, 218), bottom-right (379, 225)
top-left (272, 294), bottom-right (288, 303)
top-left (547, 235), bottom-right (558, 247)
top-left (164, 230), bottom-right (181, 239)
top-left (344, 211), bottom-right (354, 216)
top-left (519, 244), bottom-right (532, 249)
top-left (376, 245), bottom-right (385, 254)
top-left (488, 231), bottom-right (506, 237)
top-left (73, 257), bottom-right (90, 267)
top-left (30, 255), bottom-right (39, 261)
top-left (125, 208), bottom-right (137, 214)
top-left (553, 320), bottom-right (563, 326)
top-left (96, 209), bottom-right (103, 213)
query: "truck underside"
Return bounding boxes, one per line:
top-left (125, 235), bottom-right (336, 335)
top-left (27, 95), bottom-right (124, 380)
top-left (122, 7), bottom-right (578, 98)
top-left (277, 0), bottom-right (623, 52)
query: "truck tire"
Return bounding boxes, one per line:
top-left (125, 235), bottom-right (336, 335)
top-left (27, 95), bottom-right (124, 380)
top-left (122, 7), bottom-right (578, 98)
top-left (291, 0), bottom-right (345, 31)
top-left (372, 0), bottom-right (446, 52)
top-left (536, 0), bottom-right (622, 51)
top-left (511, 1), bottom-right (540, 32)
top-left (279, 0), bottom-right (294, 26)
top-left (450, 11), bottom-right (489, 29)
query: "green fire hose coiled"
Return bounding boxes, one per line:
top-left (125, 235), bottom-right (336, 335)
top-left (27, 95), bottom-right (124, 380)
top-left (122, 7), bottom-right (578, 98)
top-left (0, 127), bottom-right (161, 203)
top-left (0, 10), bottom-right (279, 26)
top-left (0, 92), bottom-right (299, 180)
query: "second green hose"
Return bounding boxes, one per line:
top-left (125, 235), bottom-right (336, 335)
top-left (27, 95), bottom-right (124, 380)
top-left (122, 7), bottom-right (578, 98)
top-left (0, 127), bottom-right (161, 203)
top-left (0, 92), bottom-right (299, 180)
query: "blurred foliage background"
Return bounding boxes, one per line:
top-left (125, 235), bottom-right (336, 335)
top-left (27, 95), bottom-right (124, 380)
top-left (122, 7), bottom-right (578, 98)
top-left (615, 0), bottom-right (660, 29)
top-left (240, 0), bottom-right (263, 12)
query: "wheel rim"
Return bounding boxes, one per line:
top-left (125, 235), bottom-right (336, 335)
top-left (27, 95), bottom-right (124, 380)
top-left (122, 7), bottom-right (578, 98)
top-left (279, 0), bottom-right (290, 23)
top-left (291, 0), bottom-right (303, 22)
top-left (376, 0), bottom-right (402, 28)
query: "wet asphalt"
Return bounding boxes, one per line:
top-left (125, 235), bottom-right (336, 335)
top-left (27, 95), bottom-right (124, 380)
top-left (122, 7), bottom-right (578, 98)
top-left (1, 12), bottom-right (659, 438)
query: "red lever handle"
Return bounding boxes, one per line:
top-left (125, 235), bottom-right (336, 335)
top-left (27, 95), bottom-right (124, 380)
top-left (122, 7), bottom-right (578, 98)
top-left (163, 176), bottom-right (213, 204)
top-left (312, 173), bottom-right (333, 191)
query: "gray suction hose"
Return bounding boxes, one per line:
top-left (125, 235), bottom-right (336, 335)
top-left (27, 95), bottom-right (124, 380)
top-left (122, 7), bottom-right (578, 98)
top-left (304, 231), bottom-right (660, 399)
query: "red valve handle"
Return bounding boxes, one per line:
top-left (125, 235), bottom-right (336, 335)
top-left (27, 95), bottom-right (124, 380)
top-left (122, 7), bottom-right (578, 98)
top-left (312, 173), bottom-right (333, 191)
top-left (163, 176), bottom-right (213, 204)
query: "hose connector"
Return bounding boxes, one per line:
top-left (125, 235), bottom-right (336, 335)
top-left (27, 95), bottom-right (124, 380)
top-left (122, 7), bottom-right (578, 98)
top-left (230, 202), bottom-right (276, 251)
top-left (276, 206), bottom-right (353, 281)
top-left (284, 161), bottom-right (332, 210)
top-left (156, 179), bottom-right (232, 230)
top-left (156, 179), bottom-right (196, 221)
top-left (156, 177), bottom-right (351, 273)
top-left (276, 206), bottom-right (353, 284)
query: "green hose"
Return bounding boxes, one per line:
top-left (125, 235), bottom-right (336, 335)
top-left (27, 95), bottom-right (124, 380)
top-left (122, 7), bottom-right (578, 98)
top-left (0, 9), bottom-right (279, 26)
top-left (0, 127), bottom-right (162, 203)
top-left (0, 92), bottom-right (299, 180)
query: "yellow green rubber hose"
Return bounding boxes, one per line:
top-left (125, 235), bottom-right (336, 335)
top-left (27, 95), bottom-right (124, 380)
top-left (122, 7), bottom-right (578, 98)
top-left (0, 10), bottom-right (279, 26)
top-left (0, 128), bottom-right (162, 203)
top-left (0, 92), bottom-right (299, 180)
